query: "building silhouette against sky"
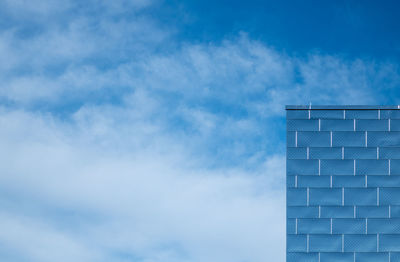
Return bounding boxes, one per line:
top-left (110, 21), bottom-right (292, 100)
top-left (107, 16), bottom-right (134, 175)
top-left (286, 105), bottom-right (400, 262)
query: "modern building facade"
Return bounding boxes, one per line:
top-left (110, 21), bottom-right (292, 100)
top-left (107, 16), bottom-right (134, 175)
top-left (286, 105), bottom-right (400, 262)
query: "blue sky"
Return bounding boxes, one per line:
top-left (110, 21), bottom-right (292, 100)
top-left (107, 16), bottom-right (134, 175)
top-left (1, 1), bottom-right (400, 261)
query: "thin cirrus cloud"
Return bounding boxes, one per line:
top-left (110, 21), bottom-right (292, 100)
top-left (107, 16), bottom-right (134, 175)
top-left (0, 0), bottom-right (400, 261)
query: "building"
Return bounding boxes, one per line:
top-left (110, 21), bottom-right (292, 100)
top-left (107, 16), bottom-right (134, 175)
top-left (286, 105), bottom-right (400, 262)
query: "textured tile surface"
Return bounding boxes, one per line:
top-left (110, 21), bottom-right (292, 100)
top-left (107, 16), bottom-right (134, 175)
top-left (287, 107), bottom-right (400, 261)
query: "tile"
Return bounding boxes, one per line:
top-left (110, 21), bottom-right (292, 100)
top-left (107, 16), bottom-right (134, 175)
top-left (333, 175), bottom-right (365, 187)
top-left (320, 119), bottom-right (353, 131)
top-left (344, 188), bottom-right (377, 206)
top-left (356, 206), bottom-right (389, 218)
top-left (309, 234), bottom-right (342, 252)
top-left (344, 147), bottom-right (377, 159)
top-left (380, 188), bottom-right (400, 205)
top-left (287, 207), bottom-right (319, 218)
top-left (297, 175), bottom-right (330, 188)
top-left (345, 110), bottom-right (379, 119)
top-left (287, 160), bottom-right (319, 175)
top-left (310, 110), bottom-right (344, 119)
top-left (287, 110), bottom-right (309, 119)
top-left (390, 160), bottom-right (400, 175)
top-left (287, 252), bottom-right (318, 262)
top-left (320, 252), bottom-right (353, 262)
top-left (297, 132), bottom-right (331, 147)
top-left (332, 131), bottom-right (365, 147)
top-left (344, 234), bottom-right (377, 252)
top-left (309, 147), bottom-right (342, 159)
top-left (287, 119), bottom-right (319, 131)
top-left (309, 188), bottom-right (342, 206)
top-left (355, 252), bottom-right (388, 262)
top-left (287, 131), bottom-right (296, 147)
top-left (380, 234), bottom-right (400, 252)
top-left (391, 206), bottom-right (400, 218)
top-left (368, 218), bottom-right (400, 234)
top-left (367, 132), bottom-right (400, 147)
top-left (368, 176), bottom-right (400, 187)
top-left (332, 218), bottom-right (366, 234)
top-left (287, 148), bottom-right (307, 159)
top-left (287, 235), bottom-right (307, 252)
top-left (380, 110), bottom-right (400, 119)
top-left (356, 119), bottom-right (389, 131)
top-left (379, 148), bottom-right (400, 159)
top-left (287, 188), bottom-right (307, 206)
top-left (391, 119), bottom-right (400, 131)
top-left (320, 206), bottom-right (354, 218)
top-left (287, 219), bottom-right (296, 234)
top-left (297, 219), bottom-right (330, 234)
top-left (287, 176), bottom-right (296, 187)
top-left (320, 160), bottom-right (353, 175)
top-left (391, 252), bottom-right (400, 262)
top-left (356, 159), bottom-right (389, 175)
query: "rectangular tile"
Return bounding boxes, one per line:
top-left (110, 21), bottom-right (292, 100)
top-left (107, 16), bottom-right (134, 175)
top-left (390, 252), bottom-right (400, 262)
top-left (356, 119), bottom-right (389, 131)
top-left (297, 132), bottom-right (331, 147)
top-left (380, 188), bottom-right (400, 205)
top-left (309, 234), bottom-right (342, 252)
top-left (287, 148), bottom-right (307, 159)
top-left (380, 110), bottom-right (400, 119)
top-left (297, 219), bottom-right (330, 234)
top-left (287, 176), bottom-right (296, 187)
top-left (344, 234), bottom-right (377, 252)
top-left (287, 207), bottom-right (319, 218)
top-left (356, 206), bottom-right (389, 218)
top-left (320, 206), bottom-right (354, 218)
top-left (309, 147), bottom-right (342, 159)
top-left (310, 110), bottom-right (344, 119)
top-left (391, 160), bottom-right (400, 175)
top-left (390, 119), bottom-right (400, 131)
top-left (320, 160), bottom-right (354, 175)
top-left (332, 218), bottom-right (366, 234)
top-left (287, 252), bottom-right (318, 262)
top-left (287, 110), bottom-right (309, 119)
top-left (333, 175), bottom-right (365, 187)
top-left (309, 188), bottom-right (342, 206)
top-left (287, 188), bottom-right (307, 206)
top-left (355, 253), bottom-right (388, 262)
top-left (320, 119), bottom-right (353, 131)
top-left (287, 160), bottom-right (319, 175)
top-left (332, 131), bottom-right (366, 147)
top-left (367, 132), bottom-right (400, 147)
top-left (391, 206), bottom-right (400, 218)
top-left (356, 159), bottom-right (389, 175)
top-left (368, 218), bottom-right (400, 233)
top-left (287, 235), bottom-right (307, 252)
top-left (344, 188), bottom-right (377, 206)
top-left (320, 253), bottom-right (353, 262)
top-left (287, 131), bottom-right (296, 147)
top-left (368, 176), bottom-right (400, 187)
top-left (345, 110), bottom-right (379, 119)
top-left (297, 176), bottom-right (330, 188)
top-left (287, 219), bottom-right (296, 234)
top-left (287, 120), bottom-right (319, 131)
top-left (345, 147), bottom-right (377, 159)
top-left (380, 234), bottom-right (400, 251)
top-left (380, 148), bottom-right (400, 159)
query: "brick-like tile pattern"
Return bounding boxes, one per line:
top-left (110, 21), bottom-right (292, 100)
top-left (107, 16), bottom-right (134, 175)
top-left (287, 108), bottom-right (400, 261)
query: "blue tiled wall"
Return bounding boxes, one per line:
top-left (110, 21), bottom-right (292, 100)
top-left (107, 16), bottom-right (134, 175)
top-left (287, 107), bottom-right (400, 262)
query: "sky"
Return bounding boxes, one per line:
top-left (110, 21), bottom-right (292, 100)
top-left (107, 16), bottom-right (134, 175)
top-left (1, 0), bottom-right (400, 261)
